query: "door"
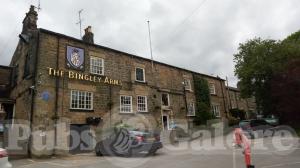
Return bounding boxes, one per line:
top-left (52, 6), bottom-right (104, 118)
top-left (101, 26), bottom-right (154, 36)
top-left (69, 124), bottom-right (93, 154)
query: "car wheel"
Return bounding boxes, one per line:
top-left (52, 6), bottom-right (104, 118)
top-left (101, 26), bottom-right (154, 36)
top-left (147, 148), bottom-right (158, 156)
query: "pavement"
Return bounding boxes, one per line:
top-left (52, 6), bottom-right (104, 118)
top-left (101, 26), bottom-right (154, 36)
top-left (10, 134), bottom-right (300, 168)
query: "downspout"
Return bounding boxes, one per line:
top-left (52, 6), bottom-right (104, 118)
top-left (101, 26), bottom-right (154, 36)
top-left (219, 79), bottom-right (227, 118)
top-left (54, 37), bottom-right (61, 155)
top-left (29, 31), bottom-right (40, 157)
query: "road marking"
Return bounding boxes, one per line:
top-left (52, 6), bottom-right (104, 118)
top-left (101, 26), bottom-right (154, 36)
top-left (261, 161), bottom-right (300, 168)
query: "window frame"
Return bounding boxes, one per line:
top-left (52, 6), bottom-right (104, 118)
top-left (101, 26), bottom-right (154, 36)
top-left (184, 79), bottom-right (192, 91)
top-left (90, 56), bottom-right (104, 75)
top-left (209, 83), bottom-right (216, 95)
top-left (120, 95), bottom-right (133, 113)
top-left (161, 93), bottom-right (170, 107)
top-left (211, 104), bottom-right (221, 117)
top-left (70, 90), bottom-right (93, 110)
top-left (135, 67), bottom-right (146, 82)
top-left (187, 102), bottom-right (196, 116)
top-left (137, 95), bottom-right (148, 113)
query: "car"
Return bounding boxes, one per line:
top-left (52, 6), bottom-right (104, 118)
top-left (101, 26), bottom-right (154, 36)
top-left (95, 128), bottom-right (162, 157)
top-left (0, 148), bottom-right (12, 168)
top-left (263, 115), bottom-right (279, 126)
top-left (239, 119), bottom-right (274, 139)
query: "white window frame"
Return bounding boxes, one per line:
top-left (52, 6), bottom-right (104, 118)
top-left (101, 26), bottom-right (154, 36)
top-left (184, 79), bottom-right (192, 91)
top-left (211, 104), bottom-right (220, 117)
top-left (70, 90), bottom-right (93, 110)
top-left (209, 83), bottom-right (216, 95)
top-left (137, 96), bottom-right (148, 112)
top-left (135, 67), bottom-right (145, 82)
top-left (90, 56), bottom-right (104, 75)
top-left (187, 102), bottom-right (195, 116)
top-left (161, 93), bottom-right (170, 107)
top-left (120, 95), bottom-right (133, 113)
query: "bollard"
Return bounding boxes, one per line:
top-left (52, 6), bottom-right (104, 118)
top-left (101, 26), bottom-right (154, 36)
top-left (242, 134), bottom-right (255, 168)
top-left (234, 128), bottom-right (243, 147)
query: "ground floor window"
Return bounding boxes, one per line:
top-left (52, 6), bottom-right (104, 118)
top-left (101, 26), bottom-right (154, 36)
top-left (211, 104), bottom-right (220, 117)
top-left (137, 96), bottom-right (148, 112)
top-left (70, 90), bottom-right (93, 110)
top-left (120, 95), bottom-right (132, 113)
top-left (187, 102), bottom-right (195, 116)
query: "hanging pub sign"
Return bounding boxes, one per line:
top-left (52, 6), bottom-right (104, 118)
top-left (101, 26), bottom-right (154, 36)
top-left (66, 45), bottom-right (85, 70)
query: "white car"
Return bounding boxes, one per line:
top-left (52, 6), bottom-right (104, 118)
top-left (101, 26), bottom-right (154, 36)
top-left (0, 148), bottom-right (11, 168)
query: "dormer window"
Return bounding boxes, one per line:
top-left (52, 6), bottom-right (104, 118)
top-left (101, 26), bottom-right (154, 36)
top-left (135, 67), bottom-right (145, 82)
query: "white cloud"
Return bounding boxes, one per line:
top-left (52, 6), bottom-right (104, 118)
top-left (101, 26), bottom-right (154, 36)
top-left (0, 0), bottom-right (300, 87)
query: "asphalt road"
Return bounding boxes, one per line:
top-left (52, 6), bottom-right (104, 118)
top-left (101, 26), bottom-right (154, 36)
top-left (11, 136), bottom-right (300, 168)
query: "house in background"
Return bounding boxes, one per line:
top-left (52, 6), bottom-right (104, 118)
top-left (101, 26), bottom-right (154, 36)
top-left (226, 86), bottom-right (257, 119)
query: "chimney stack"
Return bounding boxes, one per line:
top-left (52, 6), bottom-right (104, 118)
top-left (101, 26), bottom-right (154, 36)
top-left (22, 5), bottom-right (38, 34)
top-left (82, 26), bottom-right (94, 44)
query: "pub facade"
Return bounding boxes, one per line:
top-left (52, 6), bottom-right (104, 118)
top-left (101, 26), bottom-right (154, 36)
top-left (0, 6), bottom-right (229, 157)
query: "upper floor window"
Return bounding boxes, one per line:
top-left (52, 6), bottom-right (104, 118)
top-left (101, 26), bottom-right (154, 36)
top-left (187, 102), bottom-right (195, 116)
top-left (209, 83), bottom-right (216, 95)
top-left (120, 95), bottom-right (133, 113)
top-left (70, 90), bottom-right (93, 110)
top-left (211, 104), bottom-right (220, 117)
top-left (162, 93), bottom-right (170, 106)
top-left (90, 57), bottom-right (104, 75)
top-left (184, 79), bottom-right (192, 91)
top-left (135, 67), bottom-right (145, 82)
top-left (137, 96), bottom-right (148, 112)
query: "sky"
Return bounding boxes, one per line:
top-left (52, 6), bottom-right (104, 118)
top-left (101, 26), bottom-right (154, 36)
top-left (1, 0), bottom-right (300, 86)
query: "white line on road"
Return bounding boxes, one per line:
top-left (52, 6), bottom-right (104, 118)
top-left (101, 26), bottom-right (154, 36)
top-left (261, 161), bottom-right (300, 168)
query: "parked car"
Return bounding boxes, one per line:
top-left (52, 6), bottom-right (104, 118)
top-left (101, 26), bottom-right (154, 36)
top-left (95, 128), bottom-right (162, 157)
top-left (239, 119), bottom-right (274, 139)
top-left (263, 115), bottom-right (279, 126)
top-left (0, 148), bottom-right (12, 168)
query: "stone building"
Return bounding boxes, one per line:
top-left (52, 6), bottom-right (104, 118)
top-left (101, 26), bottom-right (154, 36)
top-left (0, 6), bottom-right (229, 157)
top-left (227, 86), bottom-right (257, 118)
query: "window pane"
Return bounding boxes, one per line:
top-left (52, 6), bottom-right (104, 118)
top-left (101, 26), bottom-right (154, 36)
top-left (136, 68), bottom-right (144, 81)
top-left (70, 90), bottom-right (93, 110)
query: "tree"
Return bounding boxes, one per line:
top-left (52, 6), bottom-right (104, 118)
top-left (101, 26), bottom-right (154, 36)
top-left (234, 31), bottom-right (300, 127)
top-left (193, 75), bottom-right (213, 125)
top-left (234, 38), bottom-right (279, 114)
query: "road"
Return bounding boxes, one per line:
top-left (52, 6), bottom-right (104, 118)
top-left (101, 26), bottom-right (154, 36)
top-left (11, 136), bottom-right (300, 168)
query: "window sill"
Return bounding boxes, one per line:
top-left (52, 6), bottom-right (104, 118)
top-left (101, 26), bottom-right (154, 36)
top-left (89, 73), bottom-right (105, 76)
top-left (70, 109), bottom-right (94, 112)
top-left (119, 112), bottom-right (134, 114)
top-left (135, 80), bottom-right (147, 84)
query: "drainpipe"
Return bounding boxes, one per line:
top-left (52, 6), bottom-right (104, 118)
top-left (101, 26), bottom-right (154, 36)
top-left (54, 37), bottom-right (61, 155)
top-left (29, 31), bottom-right (40, 157)
top-left (219, 79), bottom-right (227, 118)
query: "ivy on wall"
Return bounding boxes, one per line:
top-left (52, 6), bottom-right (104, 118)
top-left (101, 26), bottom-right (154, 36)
top-left (193, 74), bottom-right (213, 125)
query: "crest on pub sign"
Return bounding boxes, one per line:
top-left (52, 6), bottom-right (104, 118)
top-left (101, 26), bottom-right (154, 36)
top-left (66, 45), bottom-right (84, 70)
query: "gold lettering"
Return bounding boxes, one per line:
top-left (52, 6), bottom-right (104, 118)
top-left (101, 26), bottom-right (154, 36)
top-left (68, 71), bottom-right (75, 79)
top-left (104, 77), bottom-right (109, 84)
top-left (48, 67), bottom-right (53, 76)
top-left (93, 76), bottom-right (97, 82)
top-left (53, 69), bottom-right (60, 76)
top-left (97, 77), bottom-right (102, 82)
top-left (109, 79), bottom-right (114, 84)
top-left (60, 71), bottom-right (64, 77)
top-left (78, 74), bottom-right (84, 80)
top-left (113, 80), bottom-right (119, 85)
top-left (84, 75), bottom-right (89, 81)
